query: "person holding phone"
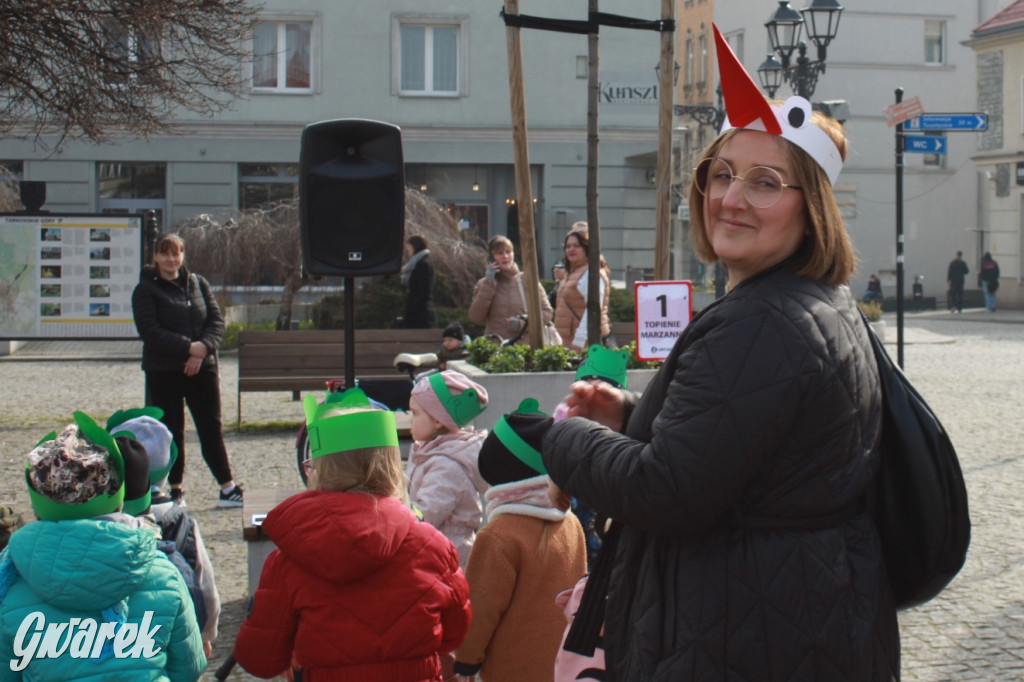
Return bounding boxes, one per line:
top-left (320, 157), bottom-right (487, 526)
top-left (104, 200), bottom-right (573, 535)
top-left (468, 235), bottom-right (553, 343)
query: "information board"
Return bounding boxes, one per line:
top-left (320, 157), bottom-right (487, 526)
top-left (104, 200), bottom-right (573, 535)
top-left (634, 280), bottom-right (692, 361)
top-left (0, 214), bottom-right (143, 338)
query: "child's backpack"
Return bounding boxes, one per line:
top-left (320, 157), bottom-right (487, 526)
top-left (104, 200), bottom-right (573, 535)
top-left (156, 540), bottom-right (207, 630)
top-left (155, 504), bottom-right (207, 628)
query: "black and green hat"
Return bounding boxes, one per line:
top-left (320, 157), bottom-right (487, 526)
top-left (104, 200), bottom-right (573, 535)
top-left (479, 398), bottom-right (553, 486)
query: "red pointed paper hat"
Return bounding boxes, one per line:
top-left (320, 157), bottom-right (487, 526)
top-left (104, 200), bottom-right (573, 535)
top-left (713, 24), bottom-right (843, 185)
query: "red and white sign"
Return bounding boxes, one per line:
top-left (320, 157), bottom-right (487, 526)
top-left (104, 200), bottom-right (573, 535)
top-left (634, 280), bottom-right (692, 362)
top-left (883, 96), bottom-right (925, 127)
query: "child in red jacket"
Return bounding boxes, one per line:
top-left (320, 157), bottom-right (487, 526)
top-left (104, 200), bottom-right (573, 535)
top-left (234, 388), bottom-right (472, 681)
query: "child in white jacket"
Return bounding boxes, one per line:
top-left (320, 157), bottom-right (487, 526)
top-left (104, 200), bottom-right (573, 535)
top-left (407, 370), bottom-right (490, 568)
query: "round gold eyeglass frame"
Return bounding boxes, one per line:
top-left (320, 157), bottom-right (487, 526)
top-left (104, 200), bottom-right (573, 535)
top-left (693, 157), bottom-right (802, 209)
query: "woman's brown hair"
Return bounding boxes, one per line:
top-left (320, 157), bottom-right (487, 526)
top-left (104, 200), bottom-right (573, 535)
top-left (154, 233), bottom-right (185, 256)
top-left (688, 111), bottom-right (856, 285)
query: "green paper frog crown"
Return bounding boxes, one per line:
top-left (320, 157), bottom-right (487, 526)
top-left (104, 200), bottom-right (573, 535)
top-left (303, 387), bottom-right (399, 460)
top-left (575, 345), bottom-right (630, 389)
top-left (106, 406), bottom-right (179, 491)
top-left (27, 411), bottom-right (126, 522)
top-left (428, 372), bottom-right (486, 427)
top-left (492, 398), bottom-right (549, 474)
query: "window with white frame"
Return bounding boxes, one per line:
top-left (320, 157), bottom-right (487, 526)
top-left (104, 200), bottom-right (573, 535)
top-left (698, 26), bottom-right (708, 90)
top-left (925, 20), bottom-right (945, 65)
top-left (252, 19), bottom-right (314, 92)
top-left (101, 19), bottom-right (160, 85)
top-left (394, 15), bottom-right (467, 96)
top-left (685, 31), bottom-right (695, 92)
top-left (239, 164), bottom-right (299, 211)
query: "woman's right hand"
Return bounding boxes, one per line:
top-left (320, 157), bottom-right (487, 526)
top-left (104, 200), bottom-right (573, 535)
top-left (563, 380), bottom-right (626, 431)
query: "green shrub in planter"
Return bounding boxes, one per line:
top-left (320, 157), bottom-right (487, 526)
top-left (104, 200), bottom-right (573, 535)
top-left (857, 300), bottom-right (882, 322)
top-left (466, 336), bottom-right (500, 368)
top-left (485, 344), bottom-right (531, 373)
top-left (532, 344), bottom-right (580, 372)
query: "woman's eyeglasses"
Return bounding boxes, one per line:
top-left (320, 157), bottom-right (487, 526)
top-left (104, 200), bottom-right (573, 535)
top-left (694, 157), bottom-right (801, 209)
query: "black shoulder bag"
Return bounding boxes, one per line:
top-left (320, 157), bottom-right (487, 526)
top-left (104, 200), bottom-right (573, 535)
top-left (863, 317), bottom-right (970, 609)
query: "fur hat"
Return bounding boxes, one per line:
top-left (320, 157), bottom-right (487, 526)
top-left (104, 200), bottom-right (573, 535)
top-left (109, 414), bottom-right (175, 492)
top-left (116, 436), bottom-right (152, 516)
top-left (0, 506), bottom-right (25, 552)
top-left (27, 412), bottom-right (125, 521)
top-left (410, 370), bottom-right (488, 431)
top-left (442, 321), bottom-right (466, 341)
top-left (478, 398), bottom-right (553, 486)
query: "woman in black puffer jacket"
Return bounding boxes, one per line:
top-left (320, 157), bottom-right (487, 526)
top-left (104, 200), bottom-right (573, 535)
top-left (537, 29), bottom-right (899, 682)
top-left (132, 233), bottom-right (242, 508)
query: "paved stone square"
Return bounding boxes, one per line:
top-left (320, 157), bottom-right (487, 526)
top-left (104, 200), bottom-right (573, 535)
top-left (1, 312), bottom-right (1021, 680)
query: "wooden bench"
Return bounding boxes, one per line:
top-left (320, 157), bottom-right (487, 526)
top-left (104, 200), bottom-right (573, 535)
top-left (237, 329), bottom-right (441, 423)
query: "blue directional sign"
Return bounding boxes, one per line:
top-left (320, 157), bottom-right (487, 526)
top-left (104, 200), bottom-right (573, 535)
top-left (904, 135), bottom-right (947, 154)
top-left (904, 114), bottom-right (987, 131)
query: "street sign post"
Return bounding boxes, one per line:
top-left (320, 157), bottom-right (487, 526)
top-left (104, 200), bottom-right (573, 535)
top-left (904, 113), bottom-right (988, 131)
top-left (883, 96), bottom-right (925, 127)
top-left (904, 135), bottom-right (947, 154)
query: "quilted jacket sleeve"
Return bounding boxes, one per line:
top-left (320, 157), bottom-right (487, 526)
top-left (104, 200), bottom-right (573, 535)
top-left (455, 524), bottom-right (518, 665)
top-left (165, 574), bottom-right (208, 682)
top-left (233, 551), bottom-right (299, 679)
top-left (195, 275), bottom-right (225, 353)
top-left (544, 300), bottom-right (816, 537)
top-left (411, 458), bottom-right (464, 530)
top-left (467, 277), bottom-right (496, 324)
top-left (131, 280), bottom-right (192, 359)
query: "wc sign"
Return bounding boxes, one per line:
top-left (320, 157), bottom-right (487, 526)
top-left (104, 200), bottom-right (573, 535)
top-left (634, 281), bottom-right (693, 361)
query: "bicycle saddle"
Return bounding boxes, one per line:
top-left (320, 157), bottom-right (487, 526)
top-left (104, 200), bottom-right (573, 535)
top-left (394, 352), bottom-right (438, 370)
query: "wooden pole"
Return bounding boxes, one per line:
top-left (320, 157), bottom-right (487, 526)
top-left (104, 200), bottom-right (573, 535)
top-left (504, 0), bottom-right (543, 348)
top-left (653, 0), bottom-right (674, 280)
top-left (585, 0), bottom-right (602, 348)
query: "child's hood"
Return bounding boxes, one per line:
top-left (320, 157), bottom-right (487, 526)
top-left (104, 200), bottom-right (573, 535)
top-left (264, 490), bottom-right (417, 584)
top-left (5, 517), bottom-right (158, 611)
top-left (410, 429), bottom-right (489, 495)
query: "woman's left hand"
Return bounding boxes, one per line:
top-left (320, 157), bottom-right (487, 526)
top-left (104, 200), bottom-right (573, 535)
top-left (183, 355), bottom-right (203, 377)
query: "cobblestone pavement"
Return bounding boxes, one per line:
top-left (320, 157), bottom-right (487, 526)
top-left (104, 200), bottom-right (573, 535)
top-left (1, 312), bottom-right (1022, 680)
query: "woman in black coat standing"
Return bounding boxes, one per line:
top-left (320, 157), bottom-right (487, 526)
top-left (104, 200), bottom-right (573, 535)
top-left (399, 235), bottom-right (436, 329)
top-left (132, 233), bottom-right (242, 508)
top-left (533, 27), bottom-right (899, 681)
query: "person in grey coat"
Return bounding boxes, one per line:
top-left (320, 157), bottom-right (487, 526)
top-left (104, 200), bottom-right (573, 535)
top-left (537, 27), bottom-right (900, 682)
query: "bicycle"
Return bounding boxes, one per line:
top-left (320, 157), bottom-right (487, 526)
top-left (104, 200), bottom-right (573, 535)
top-left (294, 351), bottom-right (439, 485)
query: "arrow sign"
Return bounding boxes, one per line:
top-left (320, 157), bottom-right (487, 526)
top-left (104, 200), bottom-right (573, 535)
top-left (905, 113), bottom-right (987, 131)
top-left (904, 135), bottom-right (946, 154)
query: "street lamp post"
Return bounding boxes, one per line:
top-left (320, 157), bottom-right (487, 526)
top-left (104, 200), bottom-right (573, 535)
top-left (757, 0), bottom-right (843, 100)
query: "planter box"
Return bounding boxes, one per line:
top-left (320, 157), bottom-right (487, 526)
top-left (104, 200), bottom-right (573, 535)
top-left (450, 360), bottom-right (658, 432)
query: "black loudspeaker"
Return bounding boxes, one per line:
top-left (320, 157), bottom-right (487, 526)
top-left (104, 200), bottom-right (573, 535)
top-left (19, 181), bottom-right (46, 212)
top-left (300, 119), bottom-right (405, 277)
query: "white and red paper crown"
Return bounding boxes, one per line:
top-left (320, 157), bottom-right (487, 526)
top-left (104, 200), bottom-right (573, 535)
top-left (713, 24), bottom-right (842, 186)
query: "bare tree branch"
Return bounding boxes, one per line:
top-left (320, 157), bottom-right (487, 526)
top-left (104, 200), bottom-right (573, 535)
top-left (0, 0), bottom-right (259, 142)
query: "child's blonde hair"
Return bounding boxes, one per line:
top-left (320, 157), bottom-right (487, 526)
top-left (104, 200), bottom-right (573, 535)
top-left (307, 406), bottom-right (408, 504)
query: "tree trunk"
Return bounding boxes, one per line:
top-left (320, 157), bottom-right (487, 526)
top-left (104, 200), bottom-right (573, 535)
top-left (586, 0), bottom-right (602, 348)
top-left (275, 270), bottom-right (306, 331)
top-left (504, 0), bottom-right (544, 348)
